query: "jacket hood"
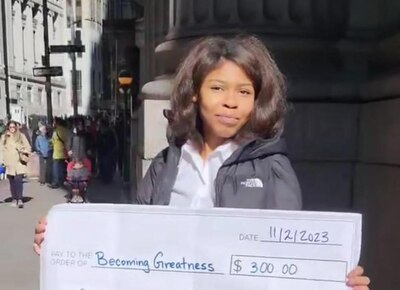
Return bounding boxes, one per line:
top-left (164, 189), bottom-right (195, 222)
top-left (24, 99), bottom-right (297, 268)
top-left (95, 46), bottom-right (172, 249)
top-left (222, 135), bottom-right (288, 166)
top-left (168, 134), bottom-right (288, 167)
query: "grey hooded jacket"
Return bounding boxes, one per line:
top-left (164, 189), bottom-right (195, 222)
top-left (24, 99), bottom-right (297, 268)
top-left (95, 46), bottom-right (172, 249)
top-left (137, 137), bottom-right (302, 210)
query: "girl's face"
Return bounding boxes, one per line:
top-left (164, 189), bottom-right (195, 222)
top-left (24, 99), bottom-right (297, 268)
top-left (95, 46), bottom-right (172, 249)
top-left (198, 60), bottom-right (255, 144)
top-left (8, 123), bottom-right (17, 134)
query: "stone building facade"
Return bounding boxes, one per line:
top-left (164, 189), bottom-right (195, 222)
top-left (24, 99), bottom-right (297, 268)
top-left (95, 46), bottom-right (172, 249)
top-left (64, 0), bottom-right (107, 115)
top-left (0, 0), bottom-right (108, 122)
top-left (136, 1), bottom-right (400, 289)
top-left (0, 0), bottom-right (68, 123)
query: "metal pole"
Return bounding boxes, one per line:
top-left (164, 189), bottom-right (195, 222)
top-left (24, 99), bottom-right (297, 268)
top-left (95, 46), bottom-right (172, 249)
top-left (123, 90), bottom-right (128, 183)
top-left (114, 39), bottom-right (118, 119)
top-left (1, 0), bottom-right (10, 117)
top-left (43, 0), bottom-right (53, 124)
top-left (71, 23), bottom-right (78, 116)
top-left (72, 53), bottom-right (78, 116)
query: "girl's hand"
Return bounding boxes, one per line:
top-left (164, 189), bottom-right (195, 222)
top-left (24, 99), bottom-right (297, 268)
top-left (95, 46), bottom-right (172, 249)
top-left (33, 217), bottom-right (47, 255)
top-left (346, 266), bottom-right (370, 290)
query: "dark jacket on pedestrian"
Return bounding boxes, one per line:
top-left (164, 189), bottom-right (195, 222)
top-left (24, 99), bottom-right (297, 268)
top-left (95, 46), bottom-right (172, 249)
top-left (96, 129), bottom-right (117, 156)
top-left (67, 132), bottom-right (87, 160)
top-left (137, 137), bottom-right (302, 210)
top-left (35, 134), bottom-right (50, 158)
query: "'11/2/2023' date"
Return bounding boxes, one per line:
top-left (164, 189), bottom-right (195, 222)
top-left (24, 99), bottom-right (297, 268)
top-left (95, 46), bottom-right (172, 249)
top-left (269, 226), bottom-right (330, 244)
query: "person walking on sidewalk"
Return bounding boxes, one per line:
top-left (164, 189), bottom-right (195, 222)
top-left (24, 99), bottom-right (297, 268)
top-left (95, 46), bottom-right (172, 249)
top-left (49, 118), bottom-right (68, 189)
top-left (0, 120), bottom-right (31, 208)
top-left (35, 124), bottom-right (51, 185)
top-left (67, 119), bottom-right (89, 160)
top-left (96, 119), bottom-right (118, 184)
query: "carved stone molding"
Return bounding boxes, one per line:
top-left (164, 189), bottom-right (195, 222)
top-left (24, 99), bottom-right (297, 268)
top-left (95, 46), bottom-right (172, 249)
top-left (167, 0), bottom-right (350, 40)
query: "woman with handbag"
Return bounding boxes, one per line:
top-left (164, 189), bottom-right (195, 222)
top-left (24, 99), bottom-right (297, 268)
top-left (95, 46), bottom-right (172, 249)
top-left (0, 121), bottom-right (31, 208)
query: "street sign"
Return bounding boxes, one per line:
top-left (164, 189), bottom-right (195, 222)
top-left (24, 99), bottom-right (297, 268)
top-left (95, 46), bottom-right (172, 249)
top-left (33, 66), bottom-right (63, 77)
top-left (50, 45), bottom-right (85, 54)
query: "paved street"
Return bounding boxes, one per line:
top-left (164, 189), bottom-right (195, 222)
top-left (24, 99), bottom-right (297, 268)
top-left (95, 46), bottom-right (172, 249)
top-left (0, 177), bottom-right (129, 290)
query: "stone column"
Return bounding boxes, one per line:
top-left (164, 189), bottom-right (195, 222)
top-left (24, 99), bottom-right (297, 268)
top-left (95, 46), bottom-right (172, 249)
top-left (50, 12), bottom-right (62, 75)
top-left (35, 8), bottom-right (44, 68)
top-left (137, 0), bottom-right (354, 182)
top-left (12, 0), bottom-right (23, 72)
top-left (47, 11), bottom-right (54, 45)
top-left (24, 2), bottom-right (34, 72)
top-left (351, 2), bottom-right (400, 290)
top-left (138, 2), bottom-right (400, 290)
top-left (136, 0), bottom-right (160, 179)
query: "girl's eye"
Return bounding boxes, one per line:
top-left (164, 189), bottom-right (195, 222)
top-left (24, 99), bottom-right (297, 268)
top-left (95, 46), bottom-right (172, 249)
top-left (211, 86), bottom-right (223, 91)
top-left (240, 90), bottom-right (251, 95)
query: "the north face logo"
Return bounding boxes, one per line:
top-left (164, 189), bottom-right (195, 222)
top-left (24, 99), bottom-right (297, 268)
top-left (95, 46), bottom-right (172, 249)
top-left (240, 178), bottom-right (264, 188)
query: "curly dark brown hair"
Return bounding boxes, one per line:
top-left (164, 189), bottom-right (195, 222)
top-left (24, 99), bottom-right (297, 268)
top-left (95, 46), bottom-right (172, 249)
top-left (168, 35), bottom-right (287, 147)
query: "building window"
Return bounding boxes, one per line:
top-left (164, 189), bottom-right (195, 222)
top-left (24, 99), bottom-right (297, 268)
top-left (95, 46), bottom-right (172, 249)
top-left (91, 69), bottom-right (95, 96)
top-left (38, 88), bottom-right (43, 105)
top-left (53, 16), bottom-right (57, 41)
top-left (22, 26), bottom-right (26, 65)
top-left (98, 72), bottom-right (101, 90)
top-left (121, 0), bottom-right (133, 19)
top-left (33, 30), bottom-right (38, 64)
top-left (11, 15), bottom-right (15, 66)
top-left (76, 0), bottom-right (82, 27)
top-left (73, 70), bottom-right (82, 106)
top-left (107, 1), bottom-right (114, 19)
top-left (67, 0), bottom-right (73, 28)
top-left (103, 2), bottom-right (107, 19)
top-left (43, 91), bottom-right (46, 105)
top-left (75, 30), bottom-right (82, 58)
top-left (97, 0), bottom-right (101, 22)
top-left (27, 87), bottom-right (32, 103)
top-left (93, 45), bottom-right (97, 61)
top-left (90, 0), bottom-right (95, 20)
top-left (57, 91), bottom-right (61, 106)
top-left (16, 85), bottom-right (21, 101)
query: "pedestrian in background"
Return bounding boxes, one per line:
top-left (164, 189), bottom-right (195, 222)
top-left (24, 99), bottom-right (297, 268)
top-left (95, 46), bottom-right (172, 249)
top-left (96, 119), bottom-right (117, 184)
top-left (67, 119), bottom-right (88, 160)
top-left (49, 118), bottom-right (68, 189)
top-left (19, 123), bottom-right (32, 149)
top-left (84, 117), bottom-right (97, 175)
top-left (35, 124), bottom-right (51, 185)
top-left (0, 120), bottom-right (31, 208)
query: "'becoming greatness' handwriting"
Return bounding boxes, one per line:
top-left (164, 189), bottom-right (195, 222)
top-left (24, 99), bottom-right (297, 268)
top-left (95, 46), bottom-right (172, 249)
top-left (94, 251), bottom-right (216, 274)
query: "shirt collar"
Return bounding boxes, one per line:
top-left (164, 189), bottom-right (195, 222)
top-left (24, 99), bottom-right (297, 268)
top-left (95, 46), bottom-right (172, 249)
top-left (181, 140), bottom-right (238, 164)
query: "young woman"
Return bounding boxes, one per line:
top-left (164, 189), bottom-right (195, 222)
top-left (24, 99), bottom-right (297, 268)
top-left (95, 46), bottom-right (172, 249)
top-left (34, 35), bottom-right (369, 289)
top-left (0, 121), bottom-right (31, 208)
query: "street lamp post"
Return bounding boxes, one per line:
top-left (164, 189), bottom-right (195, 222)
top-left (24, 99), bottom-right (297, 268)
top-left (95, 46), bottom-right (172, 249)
top-left (43, 0), bottom-right (53, 125)
top-left (118, 70), bottom-right (133, 187)
top-left (70, 21), bottom-right (79, 117)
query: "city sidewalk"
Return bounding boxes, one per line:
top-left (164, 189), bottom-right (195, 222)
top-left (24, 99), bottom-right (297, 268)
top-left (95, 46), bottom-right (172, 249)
top-left (0, 176), bottom-right (130, 290)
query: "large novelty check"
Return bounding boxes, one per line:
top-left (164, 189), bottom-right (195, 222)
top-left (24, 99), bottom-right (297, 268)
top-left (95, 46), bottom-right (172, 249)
top-left (41, 204), bottom-right (362, 290)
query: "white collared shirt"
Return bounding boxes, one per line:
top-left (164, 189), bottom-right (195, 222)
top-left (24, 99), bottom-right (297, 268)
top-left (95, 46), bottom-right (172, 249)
top-left (169, 141), bottom-right (239, 209)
